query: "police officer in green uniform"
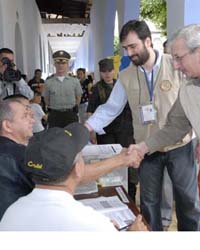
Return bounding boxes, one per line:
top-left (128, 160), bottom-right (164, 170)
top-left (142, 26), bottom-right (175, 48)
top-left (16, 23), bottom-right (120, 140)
top-left (44, 50), bottom-right (83, 128)
top-left (87, 58), bottom-right (138, 201)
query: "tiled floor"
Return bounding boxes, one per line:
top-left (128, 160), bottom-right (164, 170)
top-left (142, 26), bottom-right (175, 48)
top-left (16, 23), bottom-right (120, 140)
top-left (168, 204), bottom-right (177, 231)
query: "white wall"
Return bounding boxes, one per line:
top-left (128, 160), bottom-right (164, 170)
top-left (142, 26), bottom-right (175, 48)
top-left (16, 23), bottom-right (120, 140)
top-left (75, 26), bottom-right (90, 72)
top-left (0, 0), bottom-right (48, 79)
top-left (0, 0), bottom-right (4, 48)
top-left (75, 0), bottom-right (141, 80)
top-left (167, 0), bottom-right (184, 37)
top-left (167, 0), bottom-right (200, 38)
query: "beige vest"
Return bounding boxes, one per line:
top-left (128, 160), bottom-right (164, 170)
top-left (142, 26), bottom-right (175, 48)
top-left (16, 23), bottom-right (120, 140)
top-left (119, 54), bottom-right (191, 151)
top-left (180, 79), bottom-right (200, 140)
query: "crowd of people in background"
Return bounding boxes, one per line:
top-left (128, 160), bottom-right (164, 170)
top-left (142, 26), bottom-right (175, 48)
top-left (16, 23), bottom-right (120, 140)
top-left (0, 19), bottom-right (200, 232)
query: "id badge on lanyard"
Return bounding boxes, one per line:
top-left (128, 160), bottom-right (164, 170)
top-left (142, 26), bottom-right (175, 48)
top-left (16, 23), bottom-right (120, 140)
top-left (140, 68), bottom-right (157, 124)
top-left (140, 103), bottom-right (157, 124)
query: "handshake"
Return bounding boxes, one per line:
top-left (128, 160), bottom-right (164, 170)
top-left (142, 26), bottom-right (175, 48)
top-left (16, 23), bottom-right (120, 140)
top-left (125, 142), bottom-right (149, 168)
top-left (84, 123), bottom-right (149, 168)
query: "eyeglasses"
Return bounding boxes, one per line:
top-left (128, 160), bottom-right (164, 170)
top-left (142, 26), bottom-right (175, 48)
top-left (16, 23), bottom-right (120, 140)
top-left (172, 51), bottom-right (191, 63)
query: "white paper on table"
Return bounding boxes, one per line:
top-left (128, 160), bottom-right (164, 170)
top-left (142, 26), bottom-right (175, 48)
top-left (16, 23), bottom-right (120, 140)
top-left (79, 195), bottom-right (135, 229)
top-left (74, 181), bottom-right (98, 195)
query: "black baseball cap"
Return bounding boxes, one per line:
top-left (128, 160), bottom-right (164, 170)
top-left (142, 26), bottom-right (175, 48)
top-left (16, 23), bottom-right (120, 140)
top-left (53, 50), bottom-right (71, 63)
top-left (98, 58), bottom-right (114, 72)
top-left (24, 123), bottom-right (89, 183)
top-left (3, 94), bottom-right (29, 100)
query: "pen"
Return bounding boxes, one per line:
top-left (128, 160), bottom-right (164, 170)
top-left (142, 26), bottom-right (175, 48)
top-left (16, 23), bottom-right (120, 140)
top-left (119, 223), bottom-right (132, 231)
top-left (111, 146), bottom-right (116, 153)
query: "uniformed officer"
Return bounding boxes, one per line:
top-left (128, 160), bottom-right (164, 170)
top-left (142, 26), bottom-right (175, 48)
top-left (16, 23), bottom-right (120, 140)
top-left (44, 50), bottom-right (83, 128)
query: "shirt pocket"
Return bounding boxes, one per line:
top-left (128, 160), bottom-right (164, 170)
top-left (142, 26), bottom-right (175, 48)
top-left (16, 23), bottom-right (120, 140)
top-left (49, 89), bottom-right (57, 97)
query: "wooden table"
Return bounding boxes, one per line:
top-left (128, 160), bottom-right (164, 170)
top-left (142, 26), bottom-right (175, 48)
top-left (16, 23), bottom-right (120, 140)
top-left (75, 185), bottom-right (150, 229)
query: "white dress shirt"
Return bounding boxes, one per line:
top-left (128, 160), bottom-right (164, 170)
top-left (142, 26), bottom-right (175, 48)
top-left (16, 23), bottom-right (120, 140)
top-left (86, 51), bottom-right (162, 135)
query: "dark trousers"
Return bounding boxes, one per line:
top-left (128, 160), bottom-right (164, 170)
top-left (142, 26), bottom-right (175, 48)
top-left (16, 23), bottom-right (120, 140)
top-left (139, 141), bottom-right (200, 231)
top-left (48, 110), bottom-right (78, 128)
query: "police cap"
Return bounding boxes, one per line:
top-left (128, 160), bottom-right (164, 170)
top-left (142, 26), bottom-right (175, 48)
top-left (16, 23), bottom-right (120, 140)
top-left (98, 58), bottom-right (114, 72)
top-left (53, 50), bottom-right (71, 63)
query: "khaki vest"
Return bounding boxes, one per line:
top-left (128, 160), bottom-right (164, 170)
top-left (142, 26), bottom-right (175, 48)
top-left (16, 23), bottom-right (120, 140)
top-left (119, 54), bottom-right (191, 151)
top-left (180, 79), bottom-right (200, 140)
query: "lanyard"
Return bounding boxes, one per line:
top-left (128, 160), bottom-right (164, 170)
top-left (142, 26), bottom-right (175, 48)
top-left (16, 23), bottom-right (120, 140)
top-left (142, 68), bottom-right (154, 102)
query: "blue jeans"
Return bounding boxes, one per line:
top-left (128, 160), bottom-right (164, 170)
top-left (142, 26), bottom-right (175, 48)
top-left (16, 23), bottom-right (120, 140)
top-left (161, 169), bottom-right (173, 227)
top-left (139, 141), bottom-right (200, 231)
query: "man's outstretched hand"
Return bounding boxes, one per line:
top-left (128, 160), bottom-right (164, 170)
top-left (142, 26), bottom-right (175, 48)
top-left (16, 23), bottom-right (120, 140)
top-left (127, 142), bottom-right (149, 168)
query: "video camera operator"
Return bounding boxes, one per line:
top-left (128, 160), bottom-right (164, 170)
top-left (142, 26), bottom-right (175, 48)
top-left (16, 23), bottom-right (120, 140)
top-left (0, 48), bottom-right (33, 100)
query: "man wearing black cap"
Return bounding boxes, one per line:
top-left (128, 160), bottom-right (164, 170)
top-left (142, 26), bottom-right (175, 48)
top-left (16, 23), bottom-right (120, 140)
top-left (0, 123), bottom-right (146, 231)
top-left (87, 58), bottom-right (137, 202)
top-left (44, 50), bottom-right (83, 128)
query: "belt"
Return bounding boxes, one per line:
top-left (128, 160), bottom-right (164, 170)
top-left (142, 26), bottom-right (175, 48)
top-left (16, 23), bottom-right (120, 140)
top-left (48, 108), bottom-right (73, 112)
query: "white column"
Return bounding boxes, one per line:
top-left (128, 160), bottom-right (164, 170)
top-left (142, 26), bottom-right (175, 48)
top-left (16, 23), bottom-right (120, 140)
top-left (167, 0), bottom-right (200, 38)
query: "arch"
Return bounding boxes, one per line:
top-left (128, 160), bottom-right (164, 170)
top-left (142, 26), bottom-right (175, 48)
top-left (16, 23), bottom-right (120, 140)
top-left (15, 22), bottom-right (24, 72)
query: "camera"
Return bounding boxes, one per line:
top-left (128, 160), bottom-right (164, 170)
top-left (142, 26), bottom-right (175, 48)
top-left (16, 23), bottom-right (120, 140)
top-left (1, 57), bottom-right (21, 82)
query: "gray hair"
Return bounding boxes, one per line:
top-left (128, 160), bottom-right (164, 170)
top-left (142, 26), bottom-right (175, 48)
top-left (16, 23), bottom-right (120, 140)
top-left (0, 100), bottom-right (14, 131)
top-left (0, 98), bottom-right (26, 131)
top-left (168, 24), bottom-right (200, 51)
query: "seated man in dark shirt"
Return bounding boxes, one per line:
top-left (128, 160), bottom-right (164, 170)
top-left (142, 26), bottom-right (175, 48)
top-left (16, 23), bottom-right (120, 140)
top-left (0, 95), bottom-right (141, 220)
top-left (0, 95), bottom-right (35, 219)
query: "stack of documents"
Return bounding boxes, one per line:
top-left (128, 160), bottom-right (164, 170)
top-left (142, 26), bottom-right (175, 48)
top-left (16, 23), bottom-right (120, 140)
top-left (74, 181), bottom-right (98, 195)
top-left (82, 144), bottom-right (123, 161)
top-left (82, 144), bottom-right (128, 190)
top-left (80, 195), bottom-right (135, 230)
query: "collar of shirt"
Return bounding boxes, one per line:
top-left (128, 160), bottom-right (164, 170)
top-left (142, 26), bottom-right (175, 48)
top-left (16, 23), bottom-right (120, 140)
top-left (55, 74), bottom-right (71, 79)
top-left (139, 49), bottom-right (162, 82)
top-left (56, 76), bottom-right (65, 82)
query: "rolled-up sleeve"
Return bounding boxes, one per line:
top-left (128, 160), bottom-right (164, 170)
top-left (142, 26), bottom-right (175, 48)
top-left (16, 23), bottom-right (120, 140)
top-left (86, 79), bottom-right (128, 134)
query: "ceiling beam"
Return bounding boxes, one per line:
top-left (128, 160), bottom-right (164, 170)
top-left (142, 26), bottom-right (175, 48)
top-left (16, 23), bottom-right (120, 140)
top-left (42, 18), bottom-right (90, 24)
